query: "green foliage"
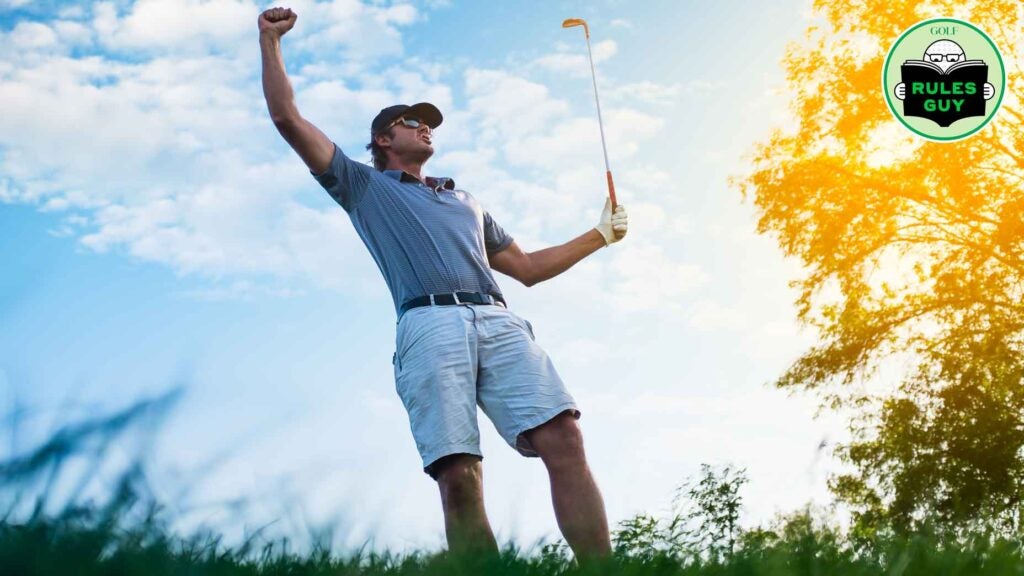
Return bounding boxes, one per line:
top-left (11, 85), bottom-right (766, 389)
top-left (611, 463), bottom-right (748, 564)
top-left (8, 392), bottom-right (1024, 575)
top-left (685, 463), bottom-right (748, 560)
top-left (10, 497), bottom-right (1024, 575)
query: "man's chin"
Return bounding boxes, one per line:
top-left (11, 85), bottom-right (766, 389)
top-left (413, 147), bottom-right (433, 163)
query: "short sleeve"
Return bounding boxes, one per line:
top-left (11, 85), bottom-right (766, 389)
top-left (311, 143), bottom-right (373, 213)
top-left (483, 211), bottom-right (514, 254)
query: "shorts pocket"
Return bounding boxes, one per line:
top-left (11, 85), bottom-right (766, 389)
top-left (523, 318), bottom-right (536, 341)
top-left (393, 350), bottom-right (404, 390)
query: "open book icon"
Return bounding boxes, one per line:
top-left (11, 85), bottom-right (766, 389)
top-left (900, 59), bottom-right (988, 127)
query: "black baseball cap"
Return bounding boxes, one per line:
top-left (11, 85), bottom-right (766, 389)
top-left (371, 102), bottom-right (443, 134)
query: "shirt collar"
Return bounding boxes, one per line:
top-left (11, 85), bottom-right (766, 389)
top-left (383, 170), bottom-right (455, 190)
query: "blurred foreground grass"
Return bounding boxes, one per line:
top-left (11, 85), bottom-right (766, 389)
top-left (4, 392), bottom-right (1024, 575)
top-left (7, 504), bottom-right (1024, 576)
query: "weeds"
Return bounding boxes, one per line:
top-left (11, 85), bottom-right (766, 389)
top-left (4, 393), bottom-right (1024, 575)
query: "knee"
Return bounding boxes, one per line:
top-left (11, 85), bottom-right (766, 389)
top-left (435, 454), bottom-right (484, 504)
top-left (526, 412), bottom-right (587, 468)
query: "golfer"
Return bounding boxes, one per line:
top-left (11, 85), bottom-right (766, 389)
top-left (259, 7), bottom-right (628, 563)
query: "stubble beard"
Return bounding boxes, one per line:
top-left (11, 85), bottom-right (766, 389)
top-left (406, 142), bottom-right (433, 165)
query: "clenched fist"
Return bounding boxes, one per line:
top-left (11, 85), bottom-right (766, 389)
top-left (258, 7), bottom-right (297, 37)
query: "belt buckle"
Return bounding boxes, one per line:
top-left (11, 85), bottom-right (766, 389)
top-left (452, 292), bottom-right (461, 305)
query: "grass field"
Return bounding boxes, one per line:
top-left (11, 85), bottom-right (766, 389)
top-left (6, 483), bottom-right (1024, 576)
top-left (6, 512), bottom-right (1024, 575)
top-left (5, 395), bottom-right (1024, 575)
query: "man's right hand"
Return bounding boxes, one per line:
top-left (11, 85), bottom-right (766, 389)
top-left (258, 7), bottom-right (297, 37)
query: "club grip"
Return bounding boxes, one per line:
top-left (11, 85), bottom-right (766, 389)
top-left (606, 170), bottom-right (617, 209)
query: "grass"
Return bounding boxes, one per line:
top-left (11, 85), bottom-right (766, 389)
top-left (8, 503), bottom-right (1024, 576)
top-left (5, 392), bottom-right (1024, 575)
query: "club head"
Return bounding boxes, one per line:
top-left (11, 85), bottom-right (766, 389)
top-left (561, 18), bottom-right (589, 38)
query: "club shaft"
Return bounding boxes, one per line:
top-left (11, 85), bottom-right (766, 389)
top-left (583, 33), bottom-right (616, 208)
top-left (584, 34), bottom-right (611, 175)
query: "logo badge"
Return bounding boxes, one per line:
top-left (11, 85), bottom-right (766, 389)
top-left (883, 18), bottom-right (1005, 141)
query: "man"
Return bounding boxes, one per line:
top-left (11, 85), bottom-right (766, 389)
top-left (258, 6), bottom-right (628, 564)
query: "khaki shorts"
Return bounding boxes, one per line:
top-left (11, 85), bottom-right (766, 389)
top-left (392, 303), bottom-right (580, 480)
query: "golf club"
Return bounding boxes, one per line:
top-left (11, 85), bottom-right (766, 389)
top-left (562, 17), bottom-right (617, 209)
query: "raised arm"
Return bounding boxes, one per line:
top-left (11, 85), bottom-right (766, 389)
top-left (259, 7), bottom-right (334, 174)
top-left (490, 198), bottom-right (628, 287)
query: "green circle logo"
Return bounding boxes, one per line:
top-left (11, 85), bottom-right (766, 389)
top-left (883, 18), bottom-right (1005, 141)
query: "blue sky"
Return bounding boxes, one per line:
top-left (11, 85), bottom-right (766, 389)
top-left (0, 0), bottom-right (854, 555)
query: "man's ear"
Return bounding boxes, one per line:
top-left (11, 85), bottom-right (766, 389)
top-left (374, 133), bottom-right (392, 149)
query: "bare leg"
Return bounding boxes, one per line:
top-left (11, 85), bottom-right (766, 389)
top-left (523, 411), bottom-right (612, 565)
top-left (434, 453), bottom-right (499, 557)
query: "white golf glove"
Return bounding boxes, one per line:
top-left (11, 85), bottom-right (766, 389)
top-left (594, 197), bottom-right (628, 246)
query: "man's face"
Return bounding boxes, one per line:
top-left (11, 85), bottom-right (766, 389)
top-left (924, 40), bottom-right (966, 72)
top-left (379, 116), bottom-right (434, 163)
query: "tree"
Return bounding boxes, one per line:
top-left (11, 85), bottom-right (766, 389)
top-left (739, 0), bottom-right (1024, 539)
top-left (612, 463), bottom-right (749, 563)
top-left (684, 463), bottom-right (748, 560)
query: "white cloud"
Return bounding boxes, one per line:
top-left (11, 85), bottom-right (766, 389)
top-left (606, 240), bottom-right (708, 311)
top-left (82, 0), bottom-right (418, 63)
top-left (291, 0), bottom-right (419, 62)
top-left (297, 79), bottom-right (395, 146)
top-left (458, 69), bottom-right (662, 173)
top-left (53, 19), bottom-right (94, 46)
top-left (8, 22), bottom-right (59, 50)
top-left (607, 81), bottom-right (681, 106)
top-left (91, 1), bottom-right (119, 38)
top-left (464, 68), bottom-right (571, 139)
top-left (0, 52), bottom-right (265, 200)
top-left (628, 201), bottom-right (666, 232)
top-left (0, 179), bottom-right (16, 203)
top-left (605, 107), bottom-right (663, 160)
top-left (687, 299), bottom-right (746, 331)
top-left (96, 0), bottom-right (254, 54)
top-left (58, 4), bottom-right (87, 19)
top-left (73, 156), bottom-right (371, 285)
top-left (532, 40), bottom-right (617, 77)
top-left (506, 117), bottom-right (605, 169)
top-left (547, 337), bottom-right (611, 367)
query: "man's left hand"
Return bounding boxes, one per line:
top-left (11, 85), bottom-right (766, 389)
top-left (594, 197), bottom-right (628, 246)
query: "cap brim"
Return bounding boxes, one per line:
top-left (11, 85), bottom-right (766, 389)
top-left (406, 102), bottom-right (443, 129)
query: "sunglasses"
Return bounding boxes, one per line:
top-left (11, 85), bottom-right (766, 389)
top-left (928, 54), bottom-right (963, 62)
top-left (389, 116), bottom-right (430, 130)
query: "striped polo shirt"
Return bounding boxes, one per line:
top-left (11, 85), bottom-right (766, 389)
top-left (313, 143), bottom-right (514, 317)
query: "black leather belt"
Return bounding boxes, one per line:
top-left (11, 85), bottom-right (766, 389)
top-left (400, 292), bottom-right (506, 316)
